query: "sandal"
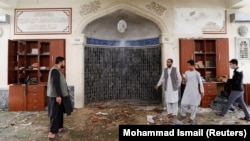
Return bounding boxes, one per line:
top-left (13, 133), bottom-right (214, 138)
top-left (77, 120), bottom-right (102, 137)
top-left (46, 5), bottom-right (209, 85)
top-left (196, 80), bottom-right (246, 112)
top-left (239, 117), bottom-right (250, 121)
top-left (48, 133), bottom-right (60, 141)
top-left (59, 127), bottom-right (68, 133)
top-left (215, 112), bottom-right (224, 117)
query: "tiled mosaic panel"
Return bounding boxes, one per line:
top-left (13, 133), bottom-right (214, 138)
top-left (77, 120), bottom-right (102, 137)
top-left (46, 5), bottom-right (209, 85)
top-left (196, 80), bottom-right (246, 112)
top-left (84, 46), bottom-right (162, 103)
top-left (86, 37), bottom-right (160, 46)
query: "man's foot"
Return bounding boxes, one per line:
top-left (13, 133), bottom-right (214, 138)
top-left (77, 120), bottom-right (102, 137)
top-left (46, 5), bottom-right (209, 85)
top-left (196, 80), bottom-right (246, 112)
top-left (179, 116), bottom-right (186, 121)
top-left (171, 118), bottom-right (183, 125)
top-left (48, 132), bottom-right (61, 140)
top-left (189, 119), bottom-right (197, 125)
top-left (239, 117), bottom-right (250, 121)
top-left (215, 112), bottom-right (224, 117)
top-left (171, 115), bottom-right (177, 118)
top-left (167, 114), bottom-right (173, 118)
top-left (48, 132), bottom-right (56, 140)
top-left (59, 127), bottom-right (68, 133)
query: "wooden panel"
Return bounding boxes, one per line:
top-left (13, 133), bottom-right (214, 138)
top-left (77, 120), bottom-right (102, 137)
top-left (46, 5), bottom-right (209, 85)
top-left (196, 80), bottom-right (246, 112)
top-left (202, 95), bottom-right (217, 101)
top-left (204, 89), bottom-right (217, 96)
top-left (27, 92), bottom-right (45, 104)
top-left (179, 39), bottom-right (195, 74)
top-left (28, 85), bottom-right (44, 92)
top-left (27, 105), bottom-right (45, 111)
top-left (203, 82), bottom-right (217, 90)
top-left (9, 85), bottom-right (27, 111)
top-left (27, 85), bottom-right (46, 111)
top-left (216, 38), bottom-right (229, 77)
top-left (203, 83), bottom-right (217, 96)
top-left (8, 40), bottom-right (18, 84)
top-left (49, 39), bottom-right (66, 75)
top-left (244, 84), bottom-right (250, 105)
top-left (201, 101), bottom-right (212, 108)
top-left (201, 83), bottom-right (217, 108)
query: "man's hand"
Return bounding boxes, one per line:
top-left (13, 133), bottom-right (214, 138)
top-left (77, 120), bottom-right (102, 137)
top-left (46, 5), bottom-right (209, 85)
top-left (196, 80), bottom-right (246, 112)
top-left (154, 85), bottom-right (159, 90)
top-left (222, 78), bottom-right (228, 83)
top-left (200, 93), bottom-right (204, 97)
top-left (56, 97), bottom-right (62, 105)
top-left (222, 75), bottom-right (228, 83)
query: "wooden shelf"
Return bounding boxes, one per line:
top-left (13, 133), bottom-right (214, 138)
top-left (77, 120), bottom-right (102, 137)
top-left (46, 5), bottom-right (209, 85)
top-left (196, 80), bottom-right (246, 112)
top-left (8, 39), bottom-right (65, 111)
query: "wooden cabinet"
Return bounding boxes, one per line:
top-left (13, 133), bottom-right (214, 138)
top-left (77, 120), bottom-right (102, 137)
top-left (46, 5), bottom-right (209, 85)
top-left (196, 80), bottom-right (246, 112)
top-left (201, 83), bottom-right (217, 108)
top-left (179, 38), bottom-right (229, 80)
top-left (8, 39), bottom-right (65, 85)
top-left (8, 39), bottom-right (65, 111)
top-left (9, 85), bottom-right (47, 111)
top-left (179, 38), bottom-right (229, 108)
top-left (27, 85), bottom-right (47, 111)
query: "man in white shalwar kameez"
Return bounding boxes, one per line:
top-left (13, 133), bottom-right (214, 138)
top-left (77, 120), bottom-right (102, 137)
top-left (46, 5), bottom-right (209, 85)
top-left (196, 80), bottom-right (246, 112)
top-left (154, 58), bottom-right (182, 118)
top-left (180, 59), bottom-right (204, 124)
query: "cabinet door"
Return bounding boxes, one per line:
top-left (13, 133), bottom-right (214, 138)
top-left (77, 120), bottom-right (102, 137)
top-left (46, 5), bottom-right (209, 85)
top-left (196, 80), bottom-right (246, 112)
top-left (49, 39), bottom-right (65, 66)
top-left (216, 39), bottom-right (229, 77)
top-left (8, 40), bottom-right (18, 84)
top-left (49, 39), bottom-right (66, 74)
top-left (179, 39), bottom-right (195, 74)
top-left (244, 84), bottom-right (250, 105)
top-left (9, 85), bottom-right (27, 111)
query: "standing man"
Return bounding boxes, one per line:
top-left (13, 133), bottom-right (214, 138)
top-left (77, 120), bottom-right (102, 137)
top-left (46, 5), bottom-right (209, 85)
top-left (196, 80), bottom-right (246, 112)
top-left (47, 56), bottom-right (73, 140)
top-left (216, 59), bottom-right (250, 121)
top-left (154, 58), bottom-right (182, 118)
top-left (180, 59), bottom-right (204, 124)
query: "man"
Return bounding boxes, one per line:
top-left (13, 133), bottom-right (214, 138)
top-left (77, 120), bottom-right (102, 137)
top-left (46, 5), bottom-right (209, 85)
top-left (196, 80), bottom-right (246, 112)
top-left (154, 58), bottom-right (182, 118)
top-left (47, 56), bottom-right (73, 140)
top-left (180, 59), bottom-right (204, 125)
top-left (216, 59), bottom-right (250, 121)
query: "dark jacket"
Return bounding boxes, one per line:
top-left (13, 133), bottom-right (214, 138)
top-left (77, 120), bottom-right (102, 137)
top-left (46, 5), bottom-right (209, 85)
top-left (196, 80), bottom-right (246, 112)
top-left (226, 67), bottom-right (244, 92)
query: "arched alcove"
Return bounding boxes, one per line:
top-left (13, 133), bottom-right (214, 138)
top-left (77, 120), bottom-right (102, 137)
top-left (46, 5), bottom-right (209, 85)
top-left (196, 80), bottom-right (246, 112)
top-left (73, 3), bottom-right (168, 106)
top-left (83, 9), bottom-right (161, 40)
top-left (74, 3), bottom-right (168, 34)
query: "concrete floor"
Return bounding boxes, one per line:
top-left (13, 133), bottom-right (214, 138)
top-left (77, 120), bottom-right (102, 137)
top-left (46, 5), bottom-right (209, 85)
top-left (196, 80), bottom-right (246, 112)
top-left (0, 100), bottom-right (250, 141)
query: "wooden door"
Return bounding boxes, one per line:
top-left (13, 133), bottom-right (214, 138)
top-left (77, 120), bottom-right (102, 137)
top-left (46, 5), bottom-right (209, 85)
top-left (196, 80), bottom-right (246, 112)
top-left (216, 38), bottom-right (229, 77)
top-left (9, 85), bottom-right (27, 111)
top-left (244, 84), bottom-right (250, 105)
top-left (49, 39), bottom-right (66, 75)
top-left (179, 39), bottom-right (195, 74)
top-left (8, 40), bottom-right (18, 84)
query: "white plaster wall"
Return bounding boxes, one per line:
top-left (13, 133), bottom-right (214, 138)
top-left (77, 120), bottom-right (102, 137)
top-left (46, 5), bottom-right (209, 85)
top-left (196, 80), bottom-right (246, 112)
top-left (0, 8), bottom-right (13, 89)
top-left (0, 0), bottom-right (250, 108)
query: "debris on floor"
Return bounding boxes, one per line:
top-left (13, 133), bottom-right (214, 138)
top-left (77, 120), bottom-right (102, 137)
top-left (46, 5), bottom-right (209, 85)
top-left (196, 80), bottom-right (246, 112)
top-left (0, 99), bottom-right (250, 141)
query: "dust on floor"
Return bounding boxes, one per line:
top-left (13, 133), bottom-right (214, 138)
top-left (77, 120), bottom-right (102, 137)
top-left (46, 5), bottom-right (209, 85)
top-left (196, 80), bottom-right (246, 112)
top-left (0, 99), bottom-right (249, 141)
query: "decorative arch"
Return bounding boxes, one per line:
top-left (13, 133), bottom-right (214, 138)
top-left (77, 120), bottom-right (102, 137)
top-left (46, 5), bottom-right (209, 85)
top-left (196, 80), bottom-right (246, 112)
top-left (74, 3), bottom-right (168, 34)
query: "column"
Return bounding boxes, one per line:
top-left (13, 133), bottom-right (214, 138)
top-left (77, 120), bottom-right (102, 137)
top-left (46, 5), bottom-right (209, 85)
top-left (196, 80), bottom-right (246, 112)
top-left (159, 33), bottom-right (177, 107)
top-left (69, 34), bottom-right (85, 108)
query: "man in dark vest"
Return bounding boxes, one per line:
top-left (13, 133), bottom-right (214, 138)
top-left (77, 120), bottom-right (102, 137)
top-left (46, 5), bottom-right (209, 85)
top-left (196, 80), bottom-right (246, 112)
top-left (154, 58), bottom-right (182, 119)
top-left (47, 56), bottom-right (73, 140)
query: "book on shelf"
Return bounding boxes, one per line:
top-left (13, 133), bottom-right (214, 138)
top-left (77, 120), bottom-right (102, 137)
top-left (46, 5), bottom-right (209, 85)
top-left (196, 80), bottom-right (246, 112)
top-left (205, 61), bottom-right (215, 67)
